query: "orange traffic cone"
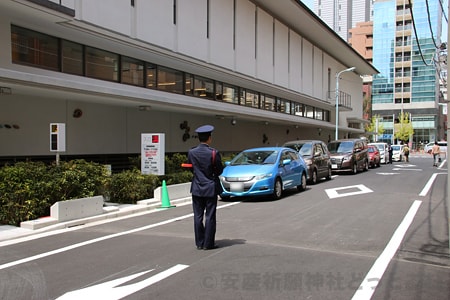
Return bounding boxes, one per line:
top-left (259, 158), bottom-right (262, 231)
top-left (159, 180), bottom-right (175, 208)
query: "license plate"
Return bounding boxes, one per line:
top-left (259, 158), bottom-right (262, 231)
top-left (331, 164), bottom-right (338, 169)
top-left (230, 182), bottom-right (244, 192)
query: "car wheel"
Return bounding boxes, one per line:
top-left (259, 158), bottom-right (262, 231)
top-left (311, 169), bottom-right (318, 184)
top-left (273, 178), bottom-right (283, 200)
top-left (297, 172), bottom-right (307, 192)
top-left (364, 160), bottom-right (369, 171)
top-left (326, 167), bottom-right (332, 180)
top-left (352, 163), bottom-right (358, 174)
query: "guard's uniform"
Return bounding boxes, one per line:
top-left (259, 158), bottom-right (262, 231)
top-left (188, 125), bottom-right (224, 249)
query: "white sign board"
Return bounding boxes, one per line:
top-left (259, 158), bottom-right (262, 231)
top-left (141, 133), bottom-right (165, 175)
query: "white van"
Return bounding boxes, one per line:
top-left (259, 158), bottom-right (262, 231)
top-left (425, 141), bottom-right (447, 156)
top-left (369, 142), bottom-right (388, 164)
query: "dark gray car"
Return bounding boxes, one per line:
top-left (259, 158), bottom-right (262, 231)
top-left (283, 140), bottom-right (332, 184)
top-left (327, 139), bottom-right (369, 174)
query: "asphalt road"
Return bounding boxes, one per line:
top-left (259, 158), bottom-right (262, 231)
top-left (0, 155), bottom-right (449, 300)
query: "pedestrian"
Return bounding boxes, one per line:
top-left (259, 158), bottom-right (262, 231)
top-left (431, 141), bottom-right (440, 166)
top-left (388, 144), bottom-right (393, 164)
top-left (403, 144), bottom-right (410, 162)
top-left (187, 125), bottom-right (224, 250)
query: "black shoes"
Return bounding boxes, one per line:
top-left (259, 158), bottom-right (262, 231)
top-left (203, 245), bottom-right (219, 250)
top-left (196, 244), bottom-right (219, 250)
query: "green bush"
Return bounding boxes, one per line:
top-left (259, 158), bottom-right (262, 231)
top-left (108, 169), bottom-right (161, 204)
top-left (47, 159), bottom-right (109, 202)
top-left (0, 154), bottom-right (199, 226)
top-left (0, 162), bottom-right (52, 226)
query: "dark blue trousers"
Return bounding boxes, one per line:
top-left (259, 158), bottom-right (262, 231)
top-left (192, 195), bottom-right (217, 248)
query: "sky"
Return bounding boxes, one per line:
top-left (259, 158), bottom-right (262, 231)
top-left (301, 0), bottom-right (448, 43)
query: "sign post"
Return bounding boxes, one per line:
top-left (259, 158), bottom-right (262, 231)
top-left (141, 133), bottom-right (165, 175)
top-left (50, 123), bottom-right (66, 165)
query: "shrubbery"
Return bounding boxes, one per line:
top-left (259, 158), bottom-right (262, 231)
top-left (0, 154), bottom-right (194, 226)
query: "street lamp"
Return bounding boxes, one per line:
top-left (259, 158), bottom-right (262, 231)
top-left (335, 66), bottom-right (356, 140)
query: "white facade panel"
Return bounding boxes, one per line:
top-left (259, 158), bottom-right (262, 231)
top-left (256, 8), bottom-right (274, 83)
top-left (136, 0), bottom-right (175, 50)
top-left (77, 0), bottom-right (131, 36)
top-left (235, 0), bottom-right (256, 76)
top-left (274, 20), bottom-right (289, 88)
top-left (177, 0), bottom-right (208, 60)
top-left (313, 47), bottom-right (323, 99)
top-left (209, 0), bottom-right (234, 69)
top-left (288, 31), bottom-right (302, 92)
top-left (302, 39), bottom-right (313, 95)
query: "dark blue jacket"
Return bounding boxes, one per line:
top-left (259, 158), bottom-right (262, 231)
top-left (188, 143), bottom-right (224, 197)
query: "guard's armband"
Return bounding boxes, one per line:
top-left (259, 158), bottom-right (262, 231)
top-left (181, 163), bottom-right (193, 168)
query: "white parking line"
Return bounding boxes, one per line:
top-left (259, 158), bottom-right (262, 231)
top-left (351, 200), bottom-right (422, 300)
top-left (0, 202), bottom-right (240, 270)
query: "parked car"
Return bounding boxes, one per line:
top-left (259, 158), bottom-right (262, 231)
top-left (219, 147), bottom-right (308, 200)
top-left (368, 142), bottom-right (388, 164)
top-left (391, 144), bottom-right (404, 162)
top-left (367, 145), bottom-right (381, 168)
top-left (283, 140), bottom-right (332, 184)
top-left (327, 139), bottom-right (369, 174)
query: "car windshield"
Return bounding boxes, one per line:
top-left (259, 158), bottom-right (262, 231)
top-left (285, 142), bottom-right (312, 156)
top-left (375, 145), bottom-right (384, 151)
top-left (392, 145), bottom-right (401, 151)
top-left (328, 141), bottom-right (354, 154)
top-left (230, 150), bottom-right (279, 165)
top-left (368, 147), bottom-right (375, 153)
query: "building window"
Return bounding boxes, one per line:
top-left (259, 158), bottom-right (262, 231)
top-left (261, 95), bottom-right (276, 111)
top-left (121, 56), bottom-right (144, 86)
top-left (305, 105), bottom-right (314, 118)
top-left (241, 89), bottom-right (259, 108)
top-left (222, 84), bottom-right (239, 104)
top-left (157, 66), bottom-right (183, 94)
top-left (146, 63), bottom-right (156, 89)
top-left (193, 75), bottom-right (215, 99)
top-left (293, 103), bottom-right (304, 116)
top-left (277, 98), bottom-right (291, 114)
top-left (62, 40), bottom-right (83, 75)
top-left (11, 25), bottom-right (59, 71)
top-left (85, 47), bottom-right (119, 82)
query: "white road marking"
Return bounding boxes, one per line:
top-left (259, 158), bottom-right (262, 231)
top-left (376, 173), bottom-right (400, 175)
top-left (0, 202), bottom-right (240, 270)
top-left (351, 200), bottom-right (422, 300)
top-left (56, 264), bottom-right (188, 300)
top-left (325, 184), bottom-right (373, 199)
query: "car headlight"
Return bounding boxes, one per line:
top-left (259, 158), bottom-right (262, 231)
top-left (342, 155), bottom-right (352, 162)
top-left (304, 158), bottom-right (312, 168)
top-left (255, 173), bottom-right (272, 180)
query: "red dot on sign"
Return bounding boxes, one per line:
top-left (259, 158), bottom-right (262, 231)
top-left (152, 135), bottom-right (159, 143)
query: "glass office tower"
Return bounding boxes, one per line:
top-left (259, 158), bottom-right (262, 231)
top-left (372, 0), bottom-right (443, 147)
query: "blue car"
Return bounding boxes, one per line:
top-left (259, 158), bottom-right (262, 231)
top-left (219, 147), bottom-right (308, 200)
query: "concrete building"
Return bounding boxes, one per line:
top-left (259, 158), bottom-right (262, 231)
top-left (371, 0), bottom-right (444, 147)
top-left (313, 0), bottom-right (373, 41)
top-left (0, 0), bottom-right (376, 169)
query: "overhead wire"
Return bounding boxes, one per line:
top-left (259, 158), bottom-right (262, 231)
top-left (408, 0), bottom-right (433, 65)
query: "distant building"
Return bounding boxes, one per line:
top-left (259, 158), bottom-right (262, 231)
top-left (372, 0), bottom-right (444, 146)
top-left (313, 0), bottom-right (373, 41)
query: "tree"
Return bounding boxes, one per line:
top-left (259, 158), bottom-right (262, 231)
top-left (394, 112), bottom-right (414, 143)
top-left (365, 115), bottom-right (384, 141)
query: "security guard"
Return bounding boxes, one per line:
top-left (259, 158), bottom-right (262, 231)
top-left (187, 125), bottom-right (224, 250)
